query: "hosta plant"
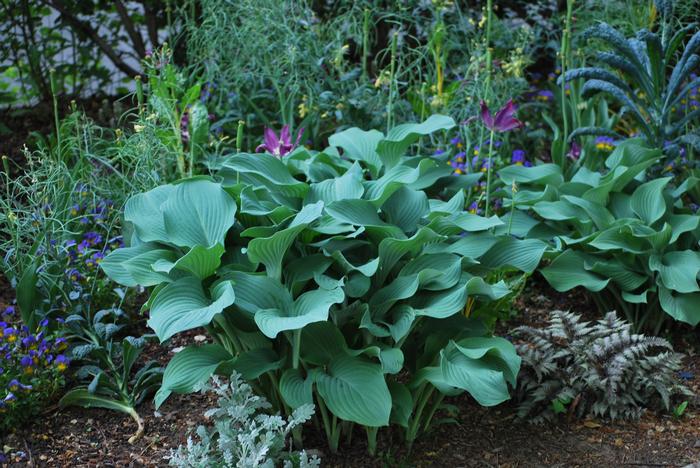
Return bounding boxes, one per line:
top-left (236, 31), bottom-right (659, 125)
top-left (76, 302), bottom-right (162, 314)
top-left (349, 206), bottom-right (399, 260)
top-left (514, 310), bottom-right (688, 422)
top-left (499, 139), bottom-right (700, 332)
top-left (560, 5), bottom-right (700, 155)
top-left (101, 115), bottom-right (547, 453)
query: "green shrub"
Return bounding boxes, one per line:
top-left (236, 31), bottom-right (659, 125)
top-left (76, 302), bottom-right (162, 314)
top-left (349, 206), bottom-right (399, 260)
top-left (501, 139), bottom-right (700, 331)
top-left (101, 115), bottom-right (547, 452)
top-left (514, 310), bottom-right (689, 422)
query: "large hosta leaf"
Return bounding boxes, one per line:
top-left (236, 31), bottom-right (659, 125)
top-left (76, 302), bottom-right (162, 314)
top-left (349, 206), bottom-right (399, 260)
top-left (649, 251), bottom-right (700, 293)
top-left (152, 244), bottom-right (225, 279)
top-left (101, 243), bottom-right (170, 287)
top-left (382, 186), bottom-right (430, 233)
top-left (280, 368), bottom-right (314, 408)
top-left (658, 286), bottom-right (700, 326)
top-left (328, 128), bottom-right (383, 177)
top-left (306, 163), bottom-right (365, 203)
top-left (148, 277), bottom-right (235, 341)
top-left (247, 201), bottom-right (324, 279)
top-left (479, 238), bottom-right (547, 273)
top-left (630, 177), bottom-right (671, 225)
top-left (541, 250), bottom-right (610, 292)
top-left (162, 180), bottom-right (237, 248)
top-left (124, 185), bottom-right (174, 243)
top-left (498, 164), bottom-right (563, 186)
top-left (220, 152), bottom-right (309, 198)
top-left (255, 286), bottom-right (345, 338)
top-left (312, 354), bottom-right (392, 427)
top-left (155, 343), bottom-right (233, 408)
top-left (414, 337), bottom-right (520, 406)
top-left (376, 114), bottom-right (455, 169)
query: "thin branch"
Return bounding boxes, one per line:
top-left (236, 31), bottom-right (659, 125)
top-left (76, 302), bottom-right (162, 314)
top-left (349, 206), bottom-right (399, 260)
top-left (42, 0), bottom-right (140, 77)
top-left (141, 0), bottom-right (160, 49)
top-left (114, 0), bottom-right (146, 57)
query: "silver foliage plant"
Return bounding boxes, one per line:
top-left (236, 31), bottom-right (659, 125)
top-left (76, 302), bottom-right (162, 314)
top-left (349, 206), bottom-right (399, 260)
top-left (169, 373), bottom-right (320, 468)
top-left (513, 310), bottom-right (689, 422)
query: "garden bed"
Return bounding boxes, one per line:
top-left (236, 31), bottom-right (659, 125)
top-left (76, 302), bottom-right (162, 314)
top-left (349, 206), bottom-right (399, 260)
top-left (3, 280), bottom-right (698, 467)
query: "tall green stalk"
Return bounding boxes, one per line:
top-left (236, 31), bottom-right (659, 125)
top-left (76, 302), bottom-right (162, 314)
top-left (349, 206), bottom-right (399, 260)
top-left (485, 0), bottom-right (493, 91)
top-left (559, 0), bottom-right (574, 164)
top-left (484, 128), bottom-right (496, 217)
top-left (362, 8), bottom-right (370, 82)
top-left (386, 32), bottom-right (398, 132)
top-left (49, 68), bottom-right (61, 158)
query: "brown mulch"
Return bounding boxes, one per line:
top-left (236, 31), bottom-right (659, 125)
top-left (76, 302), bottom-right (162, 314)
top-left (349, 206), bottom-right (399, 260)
top-left (1, 277), bottom-right (699, 467)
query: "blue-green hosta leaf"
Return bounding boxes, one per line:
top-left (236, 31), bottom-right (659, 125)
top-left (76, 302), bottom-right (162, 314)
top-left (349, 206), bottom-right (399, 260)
top-left (148, 278), bottom-right (235, 341)
top-left (622, 290), bottom-right (648, 304)
top-left (155, 343), bottom-right (233, 408)
top-left (649, 251), bottom-right (700, 293)
top-left (280, 368), bottom-right (314, 408)
top-left (306, 162), bottom-right (365, 203)
top-left (376, 114), bottom-right (455, 169)
top-left (328, 128), bottom-right (384, 177)
top-left (561, 195), bottom-right (615, 230)
top-left (398, 253), bottom-right (463, 291)
top-left (541, 250), bottom-right (610, 292)
top-left (415, 337), bottom-right (519, 406)
top-left (630, 177), bottom-right (671, 225)
top-left (498, 163), bottom-right (563, 186)
top-left (410, 276), bottom-right (509, 318)
top-left (121, 249), bottom-right (179, 286)
top-left (376, 227), bottom-right (444, 284)
top-left (388, 382), bottom-right (413, 427)
top-left (658, 286), bottom-right (700, 326)
top-left (588, 226), bottom-right (649, 254)
top-left (325, 199), bottom-right (403, 239)
top-left (435, 232), bottom-right (497, 259)
top-left (101, 243), bottom-right (168, 287)
top-left (533, 200), bottom-right (588, 222)
top-left (428, 190), bottom-right (465, 217)
top-left (386, 305), bottom-right (416, 342)
top-left (301, 321), bottom-right (348, 365)
top-left (479, 238), bottom-right (547, 273)
top-left (669, 214), bottom-right (700, 243)
top-left (220, 152), bottom-right (309, 198)
top-left (224, 271), bottom-right (292, 315)
top-left (330, 251), bottom-right (379, 276)
top-left (428, 213), bottom-right (503, 235)
top-left (247, 201), bottom-right (324, 279)
top-left (364, 158), bottom-right (445, 206)
top-left (586, 259), bottom-right (647, 291)
top-left (604, 139), bottom-right (660, 170)
top-left (124, 185), bottom-right (175, 243)
top-left (312, 354), bottom-right (392, 427)
top-left (60, 389), bottom-right (138, 415)
top-left (161, 179), bottom-right (237, 248)
top-left (152, 244), bottom-right (225, 279)
top-left (231, 347), bottom-right (283, 380)
top-left (239, 186), bottom-right (295, 220)
top-left (255, 286), bottom-right (345, 338)
top-left (382, 186), bottom-right (429, 233)
top-left (493, 210), bottom-right (541, 238)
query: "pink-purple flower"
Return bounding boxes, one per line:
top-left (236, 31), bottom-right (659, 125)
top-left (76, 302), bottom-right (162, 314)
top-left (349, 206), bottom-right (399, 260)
top-left (255, 125), bottom-right (304, 158)
top-left (478, 99), bottom-right (524, 133)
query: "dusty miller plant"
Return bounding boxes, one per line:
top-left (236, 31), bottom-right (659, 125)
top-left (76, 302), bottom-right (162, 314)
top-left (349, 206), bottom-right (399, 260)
top-left (514, 310), bottom-right (689, 422)
top-left (169, 373), bottom-right (319, 468)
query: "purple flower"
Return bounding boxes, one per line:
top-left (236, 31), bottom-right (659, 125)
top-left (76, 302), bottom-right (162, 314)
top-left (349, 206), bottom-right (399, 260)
top-left (255, 125), bottom-right (304, 158)
top-left (594, 136), bottom-right (616, 151)
top-left (511, 149), bottom-right (526, 165)
top-left (479, 99), bottom-right (524, 133)
top-left (55, 354), bottom-right (69, 372)
top-left (567, 142), bottom-right (581, 160)
top-left (536, 90), bottom-right (554, 102)
top-left (434, 148), bottom-right (446, 156)
top-left (678, 370), bottom-right (694, 381)
top-left (3, 306), bottom-right (15, 316)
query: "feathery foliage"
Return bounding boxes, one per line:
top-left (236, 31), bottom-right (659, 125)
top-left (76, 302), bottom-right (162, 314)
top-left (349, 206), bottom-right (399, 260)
top-left (514, 310), bottom-right (689, 422)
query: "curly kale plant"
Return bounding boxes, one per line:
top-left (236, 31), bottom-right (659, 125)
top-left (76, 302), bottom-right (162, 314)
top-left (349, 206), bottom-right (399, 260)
top-left (560, 4), bottom-right (700, 156)
top-left (169, 373), bottom-right (319, 468)
top-left (101, 115), bottom-right (547, 453)
top-left (514, 310), bottom-right (689, 422)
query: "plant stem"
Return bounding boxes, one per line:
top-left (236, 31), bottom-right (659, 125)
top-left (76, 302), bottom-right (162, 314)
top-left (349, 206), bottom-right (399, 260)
top-left (135, 75), bottom-right (144, 113)
top-left (126, 407), bottom-right (145, 444)
top-left (560, 0), bottom-right (574, 165)
top-left (485, 0), bottom-right (493, 91)
top-left (362, 8), bottom-right (370, 82)
top-left (49, 68), bottom-right (61, 158)
top-left (484, 128), bottom-right (496, 217)
top-left (366, 426), bottom-right (379, 456)
top-left (292, 329), bottom-right (301, 369)
top-left (236, 120), bottom-right (245, 153)
top-left (387, 31), bottom-right (398, 132)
